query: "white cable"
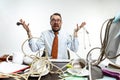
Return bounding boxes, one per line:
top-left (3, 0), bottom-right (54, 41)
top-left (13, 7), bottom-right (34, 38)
top-left (83, 28), bottom-right (86, 49)
top-left (87, 33), bottom-right (91, 47)
top-left (83, 27), bottom-right (89, 34)
top-left (83, 27), bottom-right (91, 49)
top-left (88, 53), bottom-right (92, 80)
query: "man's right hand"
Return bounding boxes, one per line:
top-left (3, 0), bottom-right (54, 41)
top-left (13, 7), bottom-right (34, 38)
top-left (19, 19), bottom-right (32, 38)
top-left (19, 19), bottom-right (30, 32)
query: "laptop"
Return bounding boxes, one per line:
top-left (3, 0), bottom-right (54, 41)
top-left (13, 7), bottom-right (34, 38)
top-left (49, 59), bottom-right (71, 72)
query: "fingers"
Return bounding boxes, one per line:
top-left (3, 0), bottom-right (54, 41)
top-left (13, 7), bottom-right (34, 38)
top-left (75, 22), bottom-right (86, 32)
top-left (80, 22), bottom-right (86, 28)
top-left (19, 19), bottom-right (27, 26)
top-left (76, 24), bottom-right (78, 27)
top-left (19, 19), bottom-right (30, 32)
top-left (19, 19), bottom-right (24, 24)
top-left (82, 22), bottom-right (86, 25)
top-left (76, 24), bottom-right (79, 31)
top-left (19, 19), bottom-right (28, 27)
top-left (20, 19), bottom-right (22, 22)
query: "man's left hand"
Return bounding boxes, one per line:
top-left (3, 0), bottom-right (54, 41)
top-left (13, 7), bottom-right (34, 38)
top-left (74, 22), bottom-right (86, 32)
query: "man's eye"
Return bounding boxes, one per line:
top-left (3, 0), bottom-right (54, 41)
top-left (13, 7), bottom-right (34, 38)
top-left (51, 19), bottom-right (61, 22)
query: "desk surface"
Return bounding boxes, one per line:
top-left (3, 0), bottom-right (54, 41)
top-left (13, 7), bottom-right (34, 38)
top-left (1, 73), bottom-right (60, 80)
top-left (0, 61), bottom-right (117, 80)
top-left (0, 61), bottom-right (68, 80)
top-left (0, 74), bottom-right (116, 80)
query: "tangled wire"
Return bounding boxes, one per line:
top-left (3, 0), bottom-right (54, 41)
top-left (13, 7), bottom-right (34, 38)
top-left (86, 17), bottom-right (120, 65)
top-left (0, 37), bottom-right (72, 80)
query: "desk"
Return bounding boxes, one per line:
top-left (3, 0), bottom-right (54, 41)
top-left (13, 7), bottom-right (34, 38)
top-left (1, 74), bottom-right (116, 80)
top-left (0, 61), bottom-right (68, 80)
top-left (0, 60), bottom-right (117, 80)
top-left (1, 73), bottom-right (60, 80)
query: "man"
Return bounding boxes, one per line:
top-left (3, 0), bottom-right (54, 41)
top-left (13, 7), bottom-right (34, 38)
top-left (19, 13), bottom-right (86, 59)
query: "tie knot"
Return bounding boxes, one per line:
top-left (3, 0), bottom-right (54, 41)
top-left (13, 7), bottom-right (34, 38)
top-left (54, 32), bottom-right (58, 35)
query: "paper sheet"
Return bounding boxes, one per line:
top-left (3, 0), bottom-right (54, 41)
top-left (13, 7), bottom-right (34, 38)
top-left (0, 61), bottom-right (29, 73)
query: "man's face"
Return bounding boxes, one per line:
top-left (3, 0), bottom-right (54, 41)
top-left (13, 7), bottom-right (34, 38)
top-left (50, 15), bottom-right (62, 32)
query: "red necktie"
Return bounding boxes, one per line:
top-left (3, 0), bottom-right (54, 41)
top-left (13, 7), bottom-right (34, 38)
top-left (51, 32), bottom-right (58, 59)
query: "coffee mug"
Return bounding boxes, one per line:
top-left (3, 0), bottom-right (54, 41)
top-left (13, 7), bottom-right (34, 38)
top-left (6, 52), bottom-right (24, 64)
top-left (23, 56), bottom-right (33, 65)
top-left (72, 58), bottom-right (86, 69)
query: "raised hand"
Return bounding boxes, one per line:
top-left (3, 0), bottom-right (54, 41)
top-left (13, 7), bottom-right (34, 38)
top-left (18, 19), bottom-right (32, 38)
top-left (19, 19), bottom-right (30, 33)
top-left (74, 22), bottom-right (86, 37)
top-left (74, 22), bottom-right (86, 32)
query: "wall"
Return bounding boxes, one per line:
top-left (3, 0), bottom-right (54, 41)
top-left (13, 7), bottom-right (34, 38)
top-left (0, 0), bottom-right (120, 59)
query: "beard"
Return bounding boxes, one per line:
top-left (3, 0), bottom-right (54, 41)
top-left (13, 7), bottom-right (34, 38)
top-left (52, 27), bottom-right (61, 32)
top-left (52, 23), bottom-right (61, 32)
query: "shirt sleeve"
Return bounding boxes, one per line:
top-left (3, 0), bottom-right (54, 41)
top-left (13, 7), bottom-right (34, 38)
top-left (67, 35), bottom-right (79, 52)
top-left (28, 33), bottom-right (45, 52)
top-left (28, 38), bottom-right (39, 52)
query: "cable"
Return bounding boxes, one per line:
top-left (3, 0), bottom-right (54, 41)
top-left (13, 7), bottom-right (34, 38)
top-left (100, 17), bottom-right (120, 60)
top-left (83, 27), bottom-right (91, 49)
top-left (87, 17), bottom-right (120, 66)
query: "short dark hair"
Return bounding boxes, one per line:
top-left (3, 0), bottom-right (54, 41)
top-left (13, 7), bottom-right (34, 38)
top-left (50, 13), bottom-right (62, 20)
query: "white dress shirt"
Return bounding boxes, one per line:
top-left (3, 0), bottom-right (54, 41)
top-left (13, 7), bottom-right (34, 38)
top-left (28, 29), bottom-right (79, 59)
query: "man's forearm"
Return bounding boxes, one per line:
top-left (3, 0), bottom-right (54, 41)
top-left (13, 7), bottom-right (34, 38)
top-left (74, 31), bottom-right (78, 38)
top-left (27, 31), bottom-right (32, 38)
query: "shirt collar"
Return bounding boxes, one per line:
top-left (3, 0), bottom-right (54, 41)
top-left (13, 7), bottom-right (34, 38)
top-left (51, 30), bottom-right (61, 35)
